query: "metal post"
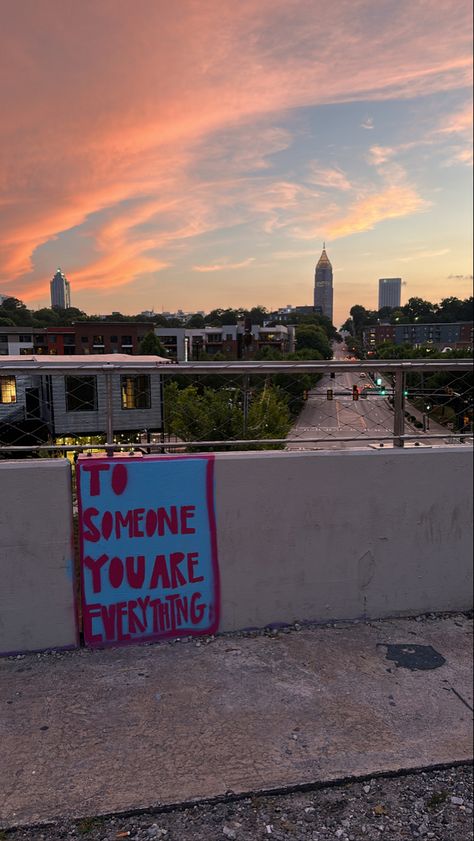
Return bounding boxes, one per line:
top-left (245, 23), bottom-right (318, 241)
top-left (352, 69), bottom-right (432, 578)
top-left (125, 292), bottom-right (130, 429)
top-left (242, 374), bottom-right (250, 437)
top-left (160, 373), bottom-right (166, 447)
top-left (393, 369), bottom-right (405, 448)
top-left (104, 369), bottom-right (115, 456)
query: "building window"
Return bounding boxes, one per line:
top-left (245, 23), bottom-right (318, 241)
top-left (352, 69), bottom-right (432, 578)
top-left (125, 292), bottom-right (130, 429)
top-left (18, 334), bottom-right (32, 342)
top-left (19, 347), bottom-right (34, 355)
top-left (48, 335), bottom-right (56, 343)
top-left (110, 336), bottom-right (118, 343)
top-left (120, 375), bottom-right (151, 409)
top-left (63, 335), bottom-right (75, 345)
top-left (93, 335), bottom-right (104, 346)
top-left (0, 335), bottom-right (8, 343)
top-left (34, 334), bottom-right (45, 344)
top-left (65, 376), bottom-right (98, 412)
top-left (226, 334), bottom-right (233, 341)
top-left (121, 335), bottom-right (133, 345)
top-left (0, 376), bottom-right (16, 403)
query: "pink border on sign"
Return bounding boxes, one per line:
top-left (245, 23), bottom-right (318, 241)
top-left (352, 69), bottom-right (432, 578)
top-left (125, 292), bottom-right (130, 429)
top-left (76, 453), bottom-right (220, 648)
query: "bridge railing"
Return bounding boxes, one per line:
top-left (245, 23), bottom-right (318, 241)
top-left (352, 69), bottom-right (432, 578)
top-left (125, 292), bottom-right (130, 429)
top-left (0, 357), bottom-right (472, 456)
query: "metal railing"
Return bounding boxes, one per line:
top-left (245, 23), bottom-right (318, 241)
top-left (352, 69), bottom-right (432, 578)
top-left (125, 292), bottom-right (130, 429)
top-left (0, 357), bottom-right (472, 456)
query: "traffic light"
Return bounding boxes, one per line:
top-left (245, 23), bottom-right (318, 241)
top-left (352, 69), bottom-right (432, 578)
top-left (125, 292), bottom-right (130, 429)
top-left (376, 377), bottom-right (382, 386)
top-left (327, 389), bottom-right (333, 401)
top-left (403, 389), bottom-right (409, 397)
top-left (352, 385), bottom-right (359, 401)
top-left (303, 390), bottom-right (308, 401)
top-left (380, 386), bottom-right (386, 396)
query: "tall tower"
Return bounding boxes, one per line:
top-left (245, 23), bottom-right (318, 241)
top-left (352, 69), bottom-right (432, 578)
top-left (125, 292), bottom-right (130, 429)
top-left (50, 268), bottom-right (71, 309)
top-left (378, 278), bottom-right (401, 310)
top-left (314, 244), bottom-right (333, 322)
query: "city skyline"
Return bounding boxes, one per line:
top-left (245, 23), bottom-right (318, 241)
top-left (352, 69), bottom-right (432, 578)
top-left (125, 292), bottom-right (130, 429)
top-left (0, 1), bottom-right (472, 328)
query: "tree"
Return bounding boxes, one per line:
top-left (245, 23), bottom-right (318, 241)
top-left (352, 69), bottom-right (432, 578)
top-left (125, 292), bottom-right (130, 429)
top-left (164, 383), bottom-right (243, 444)
top-left (437, 296), bottom-right (474, 323)
top-left (139, 331), bottom-right (167, 356)
top-left (340, 318), bottom-right (353, 335)
top-left (31, 307), bottom-right (61, 325)
top-left (0, 297), bottom-right (34, 325)
top-left (186, 313), bottom-right (206, 328)
top-left (295, 325), bottom-right (332, 358)
top-left (352, 306), bottom-right (379, 331)
top-left (246, 385), bottom-right (291, 444)
top-left (246, 306), bottom-right (268, 325)
top-left (402, 297), bottom-right (436, 323)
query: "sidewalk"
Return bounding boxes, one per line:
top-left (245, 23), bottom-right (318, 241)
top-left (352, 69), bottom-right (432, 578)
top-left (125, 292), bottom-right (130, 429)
top-left (1, 614), bottom-right (472, 829)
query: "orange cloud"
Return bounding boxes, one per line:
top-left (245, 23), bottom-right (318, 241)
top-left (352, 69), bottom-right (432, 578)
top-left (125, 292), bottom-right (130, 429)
top-left (0, 0), bottom-right (472, 304)
top-left (326, 186), bottom-right (430, 239)
top-left (193, 258), bottom-right (255, 273)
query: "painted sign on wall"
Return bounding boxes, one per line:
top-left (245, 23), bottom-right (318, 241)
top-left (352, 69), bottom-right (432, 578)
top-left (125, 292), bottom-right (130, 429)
top-left (77, 455), bottom-right (219, 647)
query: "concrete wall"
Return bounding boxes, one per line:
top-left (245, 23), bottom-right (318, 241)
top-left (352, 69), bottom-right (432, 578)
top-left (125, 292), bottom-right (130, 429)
top-left (0, 448), bottom-right (472, 655)
top-left (214, 448), bottom-right (473, 630)
top-left (0, 460), bottom-right (78, 654)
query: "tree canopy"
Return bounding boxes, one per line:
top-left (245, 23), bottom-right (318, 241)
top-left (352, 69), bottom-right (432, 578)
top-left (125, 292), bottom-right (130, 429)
top-left (345, 297), bottom-right (473, 336)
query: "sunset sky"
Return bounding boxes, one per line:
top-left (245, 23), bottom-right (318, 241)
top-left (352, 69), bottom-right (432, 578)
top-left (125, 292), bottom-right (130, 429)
top-left (0, 0), bottom-right (472, 326)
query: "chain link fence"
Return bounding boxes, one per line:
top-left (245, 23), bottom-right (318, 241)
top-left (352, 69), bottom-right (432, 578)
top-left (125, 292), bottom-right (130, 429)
top-left (0, 358), bottom-right (472, 458)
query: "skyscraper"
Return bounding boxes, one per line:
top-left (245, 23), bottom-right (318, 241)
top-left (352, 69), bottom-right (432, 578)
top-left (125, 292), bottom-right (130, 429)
top-left (314, 244), bottom-right (333, 322)
top-left (50, 268), bottom-right (71, 309)
top-left (378, 277), bottom-right (401, 310)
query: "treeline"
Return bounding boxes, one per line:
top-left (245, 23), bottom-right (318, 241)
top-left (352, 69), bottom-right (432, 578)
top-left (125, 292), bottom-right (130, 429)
top-left (342, 296), bottom-right (473, 337)
top-left (0, 297), bottom-right (334, 333)
top-left (1, 295), bottom-right (336, 360)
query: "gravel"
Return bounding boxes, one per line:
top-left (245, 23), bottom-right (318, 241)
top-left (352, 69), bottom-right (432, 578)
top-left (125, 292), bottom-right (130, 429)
top-left (4, 764), bottom-right (473, 841)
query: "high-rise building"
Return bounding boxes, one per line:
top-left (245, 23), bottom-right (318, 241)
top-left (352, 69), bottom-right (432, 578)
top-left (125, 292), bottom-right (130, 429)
top-left (378, 277), bottom-right (401, 310)
top-left (314, 244), bottom-right (333, 322)
top-left (50, 268), bottom-right (71, 309)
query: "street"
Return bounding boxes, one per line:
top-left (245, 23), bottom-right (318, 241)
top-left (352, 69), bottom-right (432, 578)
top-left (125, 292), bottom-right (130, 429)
top-left (287, 345), bottom-right (446, 450)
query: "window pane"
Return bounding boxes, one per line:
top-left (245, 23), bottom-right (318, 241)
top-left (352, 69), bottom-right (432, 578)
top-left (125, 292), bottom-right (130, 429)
top-left (65, 376), bottom-right (97, 411)
top-left (0, 376), bottom-right (16, 403)
top-left (121, 375), bottom-right (151, 409)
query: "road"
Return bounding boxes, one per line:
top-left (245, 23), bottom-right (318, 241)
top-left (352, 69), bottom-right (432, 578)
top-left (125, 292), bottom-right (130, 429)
top-left (287, 344), bottom-right (441, 450)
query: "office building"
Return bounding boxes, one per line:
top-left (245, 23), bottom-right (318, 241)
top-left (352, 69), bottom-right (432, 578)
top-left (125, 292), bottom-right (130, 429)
top-left (50, 268), bottom-right (71, 309)
top-left (363, 321), bottom-right (473, 351)
top-left (314, 245), bottom-right (333, 322)
top-left (378, 278), bottom-right (401, 310)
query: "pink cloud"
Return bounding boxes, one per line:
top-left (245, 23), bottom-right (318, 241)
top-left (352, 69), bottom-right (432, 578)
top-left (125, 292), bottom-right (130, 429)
top-left (326, 186), bottom-right (430, 239)
top-left (193, 258), bottom-right (255, 273)
top-left (0, 0), bottom-right (472, 302)
top-left (308, 165), bottom-right (352, 191)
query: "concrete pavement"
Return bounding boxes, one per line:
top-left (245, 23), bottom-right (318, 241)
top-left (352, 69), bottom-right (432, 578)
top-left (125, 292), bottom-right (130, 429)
top-left (1, 614), bottom-right (472, 829)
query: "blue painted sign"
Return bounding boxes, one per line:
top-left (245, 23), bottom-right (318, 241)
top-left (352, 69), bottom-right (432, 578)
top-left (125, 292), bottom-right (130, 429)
top-left (77, 455), bottom-right (219, 647)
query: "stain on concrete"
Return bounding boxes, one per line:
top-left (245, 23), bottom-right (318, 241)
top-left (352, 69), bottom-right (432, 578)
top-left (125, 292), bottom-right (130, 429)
top-left (381, 644), bottom-right (446, 671)
top-left (357, 550), bottom-right (375, 590)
